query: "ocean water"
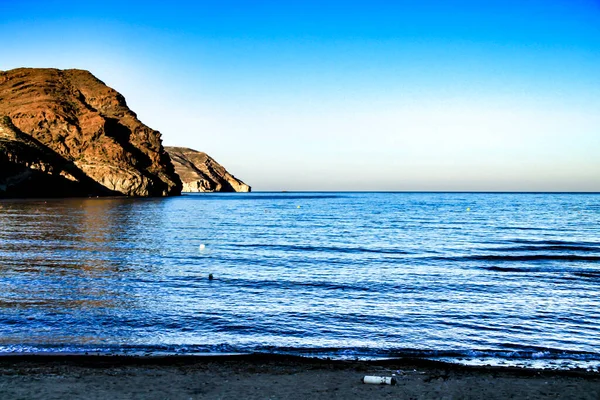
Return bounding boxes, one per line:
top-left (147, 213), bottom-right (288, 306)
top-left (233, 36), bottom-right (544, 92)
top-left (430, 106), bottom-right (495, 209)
top-left (0, 192), bottom-right (599, 370)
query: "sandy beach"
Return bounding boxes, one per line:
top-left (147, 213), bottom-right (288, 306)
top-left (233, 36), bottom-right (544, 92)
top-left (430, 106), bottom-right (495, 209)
top-left (0, 354), bottom-right (598, 399)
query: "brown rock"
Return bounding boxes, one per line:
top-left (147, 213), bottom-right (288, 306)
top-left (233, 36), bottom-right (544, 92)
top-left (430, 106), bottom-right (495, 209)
top-left (0, 116), bottom-right (118, 197)
top-left (0, 68), bottom-right (182, 197)
top-left (165, 147), bottom-right (250, 192)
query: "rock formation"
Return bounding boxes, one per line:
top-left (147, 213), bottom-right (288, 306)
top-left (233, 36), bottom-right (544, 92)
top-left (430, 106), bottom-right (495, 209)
top-left (165, 147), bottom-right (251, 192)
top-left (0, 68), bottom-right (181, 197)
top-left (0, 116), bottom-right (118, 197)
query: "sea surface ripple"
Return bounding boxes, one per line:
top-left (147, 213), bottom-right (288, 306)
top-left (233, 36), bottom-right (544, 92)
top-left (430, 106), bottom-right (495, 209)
top-left (0, 192), bottom-right (599, 369)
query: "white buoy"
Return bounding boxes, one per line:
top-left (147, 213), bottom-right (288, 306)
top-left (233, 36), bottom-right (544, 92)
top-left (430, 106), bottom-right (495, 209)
top-left (362, 375), bottom-right (397, 385)
top-left (199, 244), bottom-right (206, 251)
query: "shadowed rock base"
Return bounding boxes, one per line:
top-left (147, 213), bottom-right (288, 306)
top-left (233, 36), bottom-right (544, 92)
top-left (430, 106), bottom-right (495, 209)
top-left (0, 116), bottom-right (118, 197)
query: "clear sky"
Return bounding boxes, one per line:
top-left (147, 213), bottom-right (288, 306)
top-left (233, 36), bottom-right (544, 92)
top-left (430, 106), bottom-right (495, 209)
top-left (1, 0), bottom-right (599, 191)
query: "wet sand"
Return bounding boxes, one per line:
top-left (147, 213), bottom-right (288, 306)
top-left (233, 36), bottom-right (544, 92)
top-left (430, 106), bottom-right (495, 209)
top-left (0, 354), bottom-right (598, 399)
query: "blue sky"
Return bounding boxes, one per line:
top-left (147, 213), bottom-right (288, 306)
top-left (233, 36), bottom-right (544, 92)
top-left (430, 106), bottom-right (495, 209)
top-left (1, 0), bottom-right (599, 191)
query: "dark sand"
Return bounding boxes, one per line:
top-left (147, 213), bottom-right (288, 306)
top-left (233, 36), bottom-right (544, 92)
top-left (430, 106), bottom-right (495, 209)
top-left (0, 354), bottom-right (598, 399)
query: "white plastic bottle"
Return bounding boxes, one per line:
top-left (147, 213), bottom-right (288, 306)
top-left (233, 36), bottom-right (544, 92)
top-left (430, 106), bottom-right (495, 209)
top-left (361, 375), bottom-right (397, 385)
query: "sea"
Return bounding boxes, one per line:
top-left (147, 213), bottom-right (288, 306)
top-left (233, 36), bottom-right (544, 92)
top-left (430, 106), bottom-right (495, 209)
top-left (0, 192), bottom-right (599, 370)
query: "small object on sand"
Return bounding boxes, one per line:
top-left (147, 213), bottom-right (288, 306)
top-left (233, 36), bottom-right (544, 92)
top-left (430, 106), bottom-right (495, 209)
top-left (208, 274), bottom-right (214, 280)
top-left (362, 375), bottom-right (397, 385)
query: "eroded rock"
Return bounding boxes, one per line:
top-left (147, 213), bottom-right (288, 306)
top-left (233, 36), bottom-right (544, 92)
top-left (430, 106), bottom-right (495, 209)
top-left (0, 68), bottom-right (182, 197)
top-left (165, 147), bottom-right (250, 193)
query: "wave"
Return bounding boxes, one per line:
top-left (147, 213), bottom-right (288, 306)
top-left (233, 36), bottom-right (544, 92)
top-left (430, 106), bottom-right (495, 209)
top-left (484, 266), bottom-right (539, 273)
top-left (496, 226), bottom-right (549, 231)
top-left (486, 245), bottom-right (600, 253)
top-left (229, 239), bottom-right (600, 262)
top-left (508, 239), bottom-right (600, 247)
top-left (482, 266), bottom-right (600, 278)
top-left (230, 243), bottom-right (412, 255)
top-left (461, 255), bottom-right (600, 262)
top-left (572, 271), bottom-right (600, 279)
top-left (2, 344), bottom-right (599, 365)
top-left (209, 277), bottom-right (374, 292)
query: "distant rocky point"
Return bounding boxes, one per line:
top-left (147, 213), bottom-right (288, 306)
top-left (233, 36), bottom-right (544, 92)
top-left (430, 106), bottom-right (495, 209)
top-left (0, 68), bottom-right (249, 198)
top-left (166, 147), bottom-right (250, 193)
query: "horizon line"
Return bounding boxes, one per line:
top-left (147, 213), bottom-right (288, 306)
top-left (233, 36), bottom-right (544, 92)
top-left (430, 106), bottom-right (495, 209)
top-left (187, 191), bottom-right (600, 194)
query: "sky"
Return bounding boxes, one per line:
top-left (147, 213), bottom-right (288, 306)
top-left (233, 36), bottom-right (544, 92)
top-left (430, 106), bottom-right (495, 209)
top-left (1, 0), bottom-right (599, 191)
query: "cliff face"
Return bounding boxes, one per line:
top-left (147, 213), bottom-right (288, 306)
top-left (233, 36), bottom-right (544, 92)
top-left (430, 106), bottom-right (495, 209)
top-left (0, 68), bottom-right (181, 197)
top-left (165, 147), bottom-right (250, 193)
top-left (0, 116), bottom-right (118, 197)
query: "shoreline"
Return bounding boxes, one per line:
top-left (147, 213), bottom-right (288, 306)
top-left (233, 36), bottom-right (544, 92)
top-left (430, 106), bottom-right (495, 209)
top-left (1, 354), bottom-right (598, 399)
top-left (0, 351), bottom-right (598, 372)
top-left (0, 352), bottom-right (598, 373)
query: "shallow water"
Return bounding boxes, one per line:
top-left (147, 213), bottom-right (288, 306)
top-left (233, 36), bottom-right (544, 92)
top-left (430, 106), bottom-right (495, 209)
top-left (1, 192), bottom-right (599, 369)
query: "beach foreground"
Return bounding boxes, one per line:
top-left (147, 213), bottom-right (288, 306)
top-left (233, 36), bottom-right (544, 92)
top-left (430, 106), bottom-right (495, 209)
top-left (0, 355), bottom-right (598, 399)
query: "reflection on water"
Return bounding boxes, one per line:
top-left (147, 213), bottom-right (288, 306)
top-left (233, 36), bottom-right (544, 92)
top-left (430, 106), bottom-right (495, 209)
top-left (0, 193), bottom-right (599, 370)
top-left (0, 198), bottom-right (168, 346)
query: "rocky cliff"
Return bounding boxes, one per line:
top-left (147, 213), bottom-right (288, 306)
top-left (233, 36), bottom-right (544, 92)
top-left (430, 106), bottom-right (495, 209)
top-left (165, 147), bottom-right (250, 193)
top-left (0, 116), bottom-right (118, 197)
top-left (0, 68), bottom-right (181, 197)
